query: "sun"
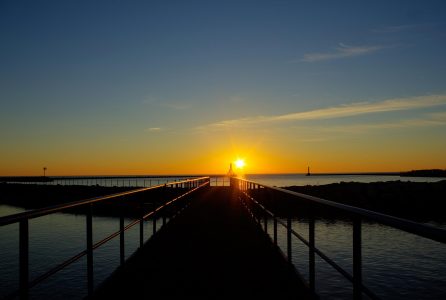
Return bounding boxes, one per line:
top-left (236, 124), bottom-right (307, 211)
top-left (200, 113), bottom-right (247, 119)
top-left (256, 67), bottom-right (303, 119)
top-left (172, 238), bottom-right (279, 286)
top-left (234, 159), bottom-right (246, 169)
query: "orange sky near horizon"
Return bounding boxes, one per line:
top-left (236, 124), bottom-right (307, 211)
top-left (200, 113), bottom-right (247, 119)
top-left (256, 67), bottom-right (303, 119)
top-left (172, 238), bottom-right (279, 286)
top-left (1, 132), bottom-right (445, 176)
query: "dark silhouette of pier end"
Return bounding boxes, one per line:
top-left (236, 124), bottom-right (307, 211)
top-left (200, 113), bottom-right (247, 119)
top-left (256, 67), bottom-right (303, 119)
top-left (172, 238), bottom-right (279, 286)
top-left (93, 187), bottom-right (312, 299)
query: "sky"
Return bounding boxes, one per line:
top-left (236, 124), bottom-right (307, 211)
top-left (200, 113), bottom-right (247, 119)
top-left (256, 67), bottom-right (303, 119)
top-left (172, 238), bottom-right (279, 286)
top-left (1, 0), bottom-right (446, 175)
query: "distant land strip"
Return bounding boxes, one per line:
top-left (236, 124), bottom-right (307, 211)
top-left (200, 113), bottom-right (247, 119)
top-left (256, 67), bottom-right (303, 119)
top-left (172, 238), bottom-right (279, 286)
top-left (309, 169), bottom-right (446, 177)
top-left (308, 172), bottom-right (399, 176)
top-left (284, 179), bottom-right (446, 222)
top-left (399, 169), bottom-right (446, 177)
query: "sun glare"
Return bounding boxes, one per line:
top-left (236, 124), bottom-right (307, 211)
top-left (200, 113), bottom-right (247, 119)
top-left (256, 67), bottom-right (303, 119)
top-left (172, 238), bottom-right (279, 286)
top-left (235, 159), bottom-right (246, 169)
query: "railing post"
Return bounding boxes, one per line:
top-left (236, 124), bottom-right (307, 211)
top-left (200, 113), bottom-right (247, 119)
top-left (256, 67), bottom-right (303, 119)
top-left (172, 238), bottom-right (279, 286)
top-left (353, 218), bottom-right (362, 300)
top-left (264, 210), bottom-right (268, 233)
top-left (273, 216), bottom-right (278, 246)
top-left (86, 204), bottom-right (93, 296)
top-left (309, 216), bottom-right (315, 292)
top-left (287, 216), bottom-right (292, 263)
top-left (153, 215), bottom-right (157, 235)
top-left (139, 209), bottom-right (144, 249)
top-left (120, 215), bottom-right (125, 265)
top-left (19, 219), bottom-right (29, 300)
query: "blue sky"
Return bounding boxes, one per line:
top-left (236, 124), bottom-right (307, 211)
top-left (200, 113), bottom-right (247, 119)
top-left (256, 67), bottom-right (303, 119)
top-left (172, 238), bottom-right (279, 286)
top-left (1, 0), bottom-right (446, 175)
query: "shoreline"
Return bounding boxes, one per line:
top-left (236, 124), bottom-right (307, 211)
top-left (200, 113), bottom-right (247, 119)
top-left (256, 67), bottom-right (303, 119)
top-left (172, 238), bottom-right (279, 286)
top-left (305, 172), bottom-right (399, 176)
top-left (283, 180), bottom-right (446, 222)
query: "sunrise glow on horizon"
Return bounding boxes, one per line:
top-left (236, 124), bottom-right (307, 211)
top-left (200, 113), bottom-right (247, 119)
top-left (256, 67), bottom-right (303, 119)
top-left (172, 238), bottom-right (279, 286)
top-left (1, 1), bottom-right (446, 176)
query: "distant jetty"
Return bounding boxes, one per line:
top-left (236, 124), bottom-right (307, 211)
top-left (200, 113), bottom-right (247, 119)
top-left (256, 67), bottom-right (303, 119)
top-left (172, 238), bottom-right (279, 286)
top-left (0, 176), bottom-right (52, 182)
top-left (400, 169), bottom-right (446, 177)
top-left (301, 169), bottom-right (446, 178)
top-left (307, 172), bottom-right (399, 176)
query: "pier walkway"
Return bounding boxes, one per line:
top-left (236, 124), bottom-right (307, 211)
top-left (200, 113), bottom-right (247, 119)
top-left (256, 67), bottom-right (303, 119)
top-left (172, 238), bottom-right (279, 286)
top-left (93, 187), bottom-right (312, 299)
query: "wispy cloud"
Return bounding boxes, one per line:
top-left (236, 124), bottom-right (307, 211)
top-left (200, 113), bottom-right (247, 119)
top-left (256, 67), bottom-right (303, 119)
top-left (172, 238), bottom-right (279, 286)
top-left (320, 118), bottom-right (446, 134)
top-left (285, 117), bottom-right (446, 143)
top-left (300, 43), bottom-right (385, 62)
top-left (429, 111), bottom-right (446, 121)
top-left (260, 111), bottom-right (446, 143)
top-left (199, 94), bottom-right (446, 130)
top-left (146, 127), bottom-right (162, 132)
top-left (279, 111), bottom-right (446, 141)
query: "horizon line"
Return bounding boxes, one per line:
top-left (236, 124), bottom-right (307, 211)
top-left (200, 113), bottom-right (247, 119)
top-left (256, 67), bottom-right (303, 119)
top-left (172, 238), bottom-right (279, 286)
top-left (2, 170), bottom-right (445, 178)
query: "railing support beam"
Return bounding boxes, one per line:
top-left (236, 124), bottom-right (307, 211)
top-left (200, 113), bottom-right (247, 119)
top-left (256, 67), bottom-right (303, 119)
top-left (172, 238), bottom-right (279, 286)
top-left (309, 216), bottom-right (315, 292)
top-left (139, 207), bottom-right (144, 249)
top-left (287, 217), bottom-right (292, 263)
top-left (273, 217), bottom-right (277, 246)
top-left (153, 216), bottom-right (157, 235)
top-left (353, 218), bottom-right (362, 300)
top-left (86, 205), bottom-right (93, 296)
top-left (19, 219), bottom-right (29, 300)
top-left (120, 215), bottom-right (125, 265)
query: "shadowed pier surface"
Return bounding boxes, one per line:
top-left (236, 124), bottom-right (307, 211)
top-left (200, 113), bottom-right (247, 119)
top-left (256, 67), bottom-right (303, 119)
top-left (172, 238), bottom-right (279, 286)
top-left (93, 187), bottom-right (312, 299)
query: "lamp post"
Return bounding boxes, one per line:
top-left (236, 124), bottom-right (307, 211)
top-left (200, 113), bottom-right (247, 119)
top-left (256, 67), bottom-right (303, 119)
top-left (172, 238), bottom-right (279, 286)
top-left (43, 167), bottom-right (47, 177)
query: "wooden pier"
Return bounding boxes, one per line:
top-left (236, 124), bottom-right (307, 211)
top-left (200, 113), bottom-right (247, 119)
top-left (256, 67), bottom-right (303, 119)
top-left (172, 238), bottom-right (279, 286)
top-left (92, 187), bottom-right (313, 299)
top-left (3, 176), bottom-right (445, 299)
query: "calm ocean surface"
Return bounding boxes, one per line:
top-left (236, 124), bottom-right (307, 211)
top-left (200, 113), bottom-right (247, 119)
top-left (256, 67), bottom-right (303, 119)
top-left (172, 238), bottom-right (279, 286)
top-left (1, 174), bottom-right (445, 299)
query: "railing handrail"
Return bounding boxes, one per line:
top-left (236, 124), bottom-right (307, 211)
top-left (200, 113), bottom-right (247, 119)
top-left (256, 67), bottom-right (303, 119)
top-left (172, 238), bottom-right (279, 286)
top-left (0, 177), bottom-right (209, 226)
top-left (235, 178), bottom-right (446, 244)
top-left (0, 175), bottom-right (227, 180)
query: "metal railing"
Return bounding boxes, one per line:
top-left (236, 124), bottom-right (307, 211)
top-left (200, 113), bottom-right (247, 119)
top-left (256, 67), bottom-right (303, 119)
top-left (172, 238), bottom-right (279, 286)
top-left (232, 177), bottom-right (446, 300)
top-left (1, 175), bottom-right (233, 188)
top-left (0, 175), bottom-right (198, 187)
top-left (0, 177), bottom-right (210, 299)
